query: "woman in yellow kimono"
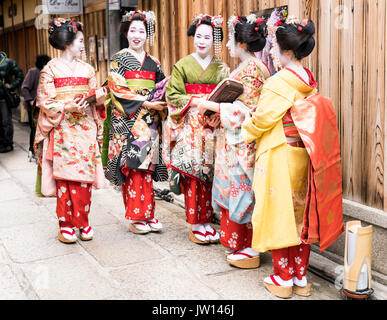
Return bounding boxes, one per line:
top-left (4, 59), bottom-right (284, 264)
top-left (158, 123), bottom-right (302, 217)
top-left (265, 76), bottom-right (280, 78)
top-left (242, 17), bottom-right (319, 298)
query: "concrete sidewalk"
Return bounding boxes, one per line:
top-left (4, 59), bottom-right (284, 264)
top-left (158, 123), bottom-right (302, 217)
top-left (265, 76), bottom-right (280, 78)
top-left (0, 120), bottom-right (342, 300)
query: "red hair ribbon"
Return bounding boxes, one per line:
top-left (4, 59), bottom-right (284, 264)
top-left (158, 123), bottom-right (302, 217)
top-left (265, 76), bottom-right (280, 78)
top-left (196, 14), bottom-right (213, 28)
top-left (130, 10), bottom-right (147, 22)
top-left (69, 20), bottom-right (78, 33)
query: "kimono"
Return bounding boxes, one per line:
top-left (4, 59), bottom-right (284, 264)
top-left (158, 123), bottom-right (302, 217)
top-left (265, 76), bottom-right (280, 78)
top-left (34, 58), bottom-right (106, 229)
top-left (242, 67), bottom-right (343, 281)
top-left (165, 54), bottom-right (227, 225)
top-left (212, 58), bottom-right (270, 251)
top-left (105, 49), bottom-right (166, 221)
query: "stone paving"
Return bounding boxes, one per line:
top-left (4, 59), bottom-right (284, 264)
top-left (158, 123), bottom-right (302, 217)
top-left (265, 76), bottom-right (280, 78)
top-left (0, 120), bottom-right (342, 300)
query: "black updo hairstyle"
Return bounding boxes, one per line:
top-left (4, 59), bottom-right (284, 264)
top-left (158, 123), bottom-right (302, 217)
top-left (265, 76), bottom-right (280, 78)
top-left (120, 12), bottom-right (149, 37)
top-left (35, 55), bottom-right (51, 70)
top-left (48, 19), bottom-right (83, 51)
top-left (187, 16), bottom-right (224, 42)
top-left (276, 19), bottom-right (315, 60)
top-left (234, 16), bottom-right (267, 52)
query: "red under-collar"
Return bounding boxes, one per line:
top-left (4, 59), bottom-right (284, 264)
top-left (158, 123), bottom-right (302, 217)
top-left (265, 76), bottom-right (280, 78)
top-left (285, 67), bottom-right (317, 89)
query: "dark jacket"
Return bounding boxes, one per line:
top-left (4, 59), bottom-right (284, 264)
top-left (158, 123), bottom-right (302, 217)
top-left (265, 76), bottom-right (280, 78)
top-left (0, 54), bottom-right (24, 99)
top-left (21, 67), bottom-right (41, 104)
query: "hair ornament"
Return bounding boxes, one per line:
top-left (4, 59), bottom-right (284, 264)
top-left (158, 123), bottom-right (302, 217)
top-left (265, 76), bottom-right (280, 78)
top-left (49, 18), bottom-right (82, 35)
top-left (256, 18), bottom-right (265, 25)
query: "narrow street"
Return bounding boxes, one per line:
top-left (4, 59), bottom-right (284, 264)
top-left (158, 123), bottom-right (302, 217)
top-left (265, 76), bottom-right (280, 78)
top-left (0, 119), bottom-right (342, 300)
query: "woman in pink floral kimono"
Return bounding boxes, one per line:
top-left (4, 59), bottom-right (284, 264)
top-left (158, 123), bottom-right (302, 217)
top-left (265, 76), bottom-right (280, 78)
top-left (199, 15), bottom-right (270, 268)
top-left (34, 18), bottom-right (107, 244)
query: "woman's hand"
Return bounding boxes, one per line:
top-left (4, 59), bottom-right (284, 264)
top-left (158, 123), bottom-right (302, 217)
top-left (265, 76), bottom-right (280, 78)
top-left (190, 97), bottom-right (206, 108)
top-left (66, 96), bottom-right (89, 113)
top-left (144, 101), bottom-right (168, 111)
top-left (198, 101), bottom-right (220, 116)
top-left (95, 87), bottom-right (108, 106)
top-left (206, 113), bottom-right (221, 128)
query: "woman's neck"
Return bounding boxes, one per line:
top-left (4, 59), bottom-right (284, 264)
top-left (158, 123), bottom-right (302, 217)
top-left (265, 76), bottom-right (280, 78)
top-left (239, 50), bottom-right (256, 63)
top-left (60, 50), bottom-right (76, 63)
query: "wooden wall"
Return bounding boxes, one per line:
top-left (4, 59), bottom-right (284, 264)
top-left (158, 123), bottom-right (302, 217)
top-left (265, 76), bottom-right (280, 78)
top-left (138, 0), bottom-right (387, 212)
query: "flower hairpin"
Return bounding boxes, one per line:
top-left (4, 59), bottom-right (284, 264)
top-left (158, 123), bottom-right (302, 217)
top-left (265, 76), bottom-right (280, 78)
top-left (48, 18), bottom-right (82, 35)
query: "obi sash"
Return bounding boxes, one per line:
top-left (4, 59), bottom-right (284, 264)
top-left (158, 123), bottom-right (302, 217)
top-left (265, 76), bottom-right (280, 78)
top-left (54, 77), bottom-right (88, 88)
top-left (184, 84), bottom-right (217, 95)
top-left (125, 70), bottom-right (156, 91)
top-left (283, 111), bottom-right (304, 148)
top-left (290, 93), bottom-right (344, 252)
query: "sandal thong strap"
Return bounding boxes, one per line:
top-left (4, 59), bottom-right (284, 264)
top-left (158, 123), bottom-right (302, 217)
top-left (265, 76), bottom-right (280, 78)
top-left (132, 222), bottom-right (147, 226)
top-left (270, 275), bottom-right (282, 287)
top-left (206, 229), bottom-right (217, 237)
top-left (233, 252), bottom-right (254, 259)
top-left (81, 227), bottom-right (92, 234)
top-left (192, 230), bottom-right (207, 238)
top-left (61, 229), bottom-right (75, 236)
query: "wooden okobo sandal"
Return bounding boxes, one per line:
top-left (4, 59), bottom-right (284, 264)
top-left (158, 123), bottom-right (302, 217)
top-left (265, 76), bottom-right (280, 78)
top-left (189, 230), bottom-right (210, 245)
top-left (264, 275), bottom-right (293, 299)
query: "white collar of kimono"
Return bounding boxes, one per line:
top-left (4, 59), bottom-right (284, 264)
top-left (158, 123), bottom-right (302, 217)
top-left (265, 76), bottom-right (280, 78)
top-left (128, 48), bottom-right (146, 64)
top-left (191, 53), bottom-right (213, 70)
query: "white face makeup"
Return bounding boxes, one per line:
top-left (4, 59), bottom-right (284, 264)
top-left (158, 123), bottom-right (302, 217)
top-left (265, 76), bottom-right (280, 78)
top-left (127, 20), bottom-right (147, 51)
top-left (67, 31), bottom-right (85, 58)
top-left (194, 24), bottom-right (214, 58)
top-left (226, 32), bottom-right (245, 59)
top-left (271, 43), bottom-right (291, 70)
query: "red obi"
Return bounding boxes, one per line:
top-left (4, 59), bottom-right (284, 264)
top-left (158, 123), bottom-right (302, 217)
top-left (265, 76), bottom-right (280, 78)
top-left (185, 84), bottom-right (217, 95)
top-left (283, 110), bottom-right (299, 137)
top-left (54, 77), bottom-right (88, 88)
top-left (124, 71), bottom-right (156, 80)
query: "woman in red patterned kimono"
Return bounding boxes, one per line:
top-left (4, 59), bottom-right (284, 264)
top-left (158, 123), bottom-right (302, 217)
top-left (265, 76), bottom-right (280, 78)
top-left (35, 18), bottom-right (107, 244)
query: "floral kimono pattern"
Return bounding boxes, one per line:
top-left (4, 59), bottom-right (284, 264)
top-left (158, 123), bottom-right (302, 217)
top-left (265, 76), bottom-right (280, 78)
top-left (105, 49), bottom-right (167, 187)
top-left (34, 58), bottom-right (106, 196)
top-left (164, 54), bottom-right (227, 186)
top-left (212, 59), bottom-right (270, 224)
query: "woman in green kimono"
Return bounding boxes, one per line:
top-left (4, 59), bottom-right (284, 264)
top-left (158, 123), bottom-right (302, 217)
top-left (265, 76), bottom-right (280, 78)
top-left (165, 14), bottom-right (228, 245)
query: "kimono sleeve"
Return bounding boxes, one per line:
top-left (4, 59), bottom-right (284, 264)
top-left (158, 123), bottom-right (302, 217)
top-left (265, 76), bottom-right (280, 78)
top-left (220, 61), bottom-right (265, 132)
top-left (165, 63), bottom-right (193, 119)
top-left (36, 64), bottom-right (68, 132)
top-left (108, 58), bottom-right (146, 119)
top-left (87, 65), bottom-right (105, 151)
top-left (88, 65), bottom-right (106, 121)
top-left (242, 85), bottom-right (293, 143)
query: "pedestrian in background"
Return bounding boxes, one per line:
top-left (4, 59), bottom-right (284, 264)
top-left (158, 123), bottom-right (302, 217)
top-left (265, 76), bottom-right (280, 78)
top-left (21, 54), bottom-right (51, 161)
top-left (0, 51), bottom-right (24, 153)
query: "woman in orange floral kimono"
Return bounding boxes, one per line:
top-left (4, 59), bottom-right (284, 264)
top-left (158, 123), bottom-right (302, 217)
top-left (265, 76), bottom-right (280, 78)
top-left (34, 18), bottom-right (107, 244)
top-left (198, 15), bottom-right (270, 268)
